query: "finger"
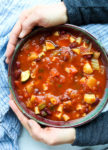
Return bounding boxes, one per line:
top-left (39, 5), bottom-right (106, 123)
top-left (19, 13), bottom-right (39, 38)
top-left (5, 11), bottom-right (29, 63)
top-left (9, 97), bottom-right (29, 130)
top-left (6, 21), bottom-right (22, 59)
top-left (27, 119), bottom-right (44, 141)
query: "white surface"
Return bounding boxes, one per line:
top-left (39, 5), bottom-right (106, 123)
top-left (19, 127), bottom-right (80, 150)
top-left (19, 127), bottom-right (108, 150)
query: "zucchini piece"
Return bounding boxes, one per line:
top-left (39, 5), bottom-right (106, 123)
top-left (91, 58), bottom-right (100, 70)
top-left (38, 103), bottom-right (46, 110)
top-left (21, 70), bottom-right (30, 82)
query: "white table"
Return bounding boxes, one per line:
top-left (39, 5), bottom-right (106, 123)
top-left (19, 127), bottom-right (80, 150)
top-left (19, 127), bottom-right (108, 150)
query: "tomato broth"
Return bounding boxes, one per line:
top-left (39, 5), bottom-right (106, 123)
top-left (13, 29), bottom-right (106, 121)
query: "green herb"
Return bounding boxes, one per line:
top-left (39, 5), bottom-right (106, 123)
top-left (38, 68), bottom-right (44, 73)
top-left (58, 84), bottom-right (62, 88)
top-left (86, 40), bottom-right (90, 44)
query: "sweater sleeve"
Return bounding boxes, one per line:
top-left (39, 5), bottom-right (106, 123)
top-left (73, 111), bottom-right (108, 146)
top-left (63, 0), bottom-right (108, 25)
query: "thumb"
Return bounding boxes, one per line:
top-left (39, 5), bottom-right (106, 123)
top-left (19, 13), bottom-right (39, 38)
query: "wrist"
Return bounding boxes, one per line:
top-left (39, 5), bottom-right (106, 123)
top-left (67, 128), bottom-right (76, 144)
top-left (60, 2), bottom-right (68, 24)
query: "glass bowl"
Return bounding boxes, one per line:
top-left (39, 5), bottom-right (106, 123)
top-left (8, 24), bottom-right (108, 128)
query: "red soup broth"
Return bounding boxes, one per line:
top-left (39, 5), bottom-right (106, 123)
top-left (13, 30), bottom-right (106, 121)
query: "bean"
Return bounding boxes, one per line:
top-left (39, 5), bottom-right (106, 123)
top-left (60, 30), bottom-right (66, 35)
top-left (69, 42), bottom-right (78, 48)
top-left (16, 61), bottom-right (20, 69)
top-left (14, 69), bottom-right (21, 79)
top-left (34, 88), bottom-right (39, 94)
top-left (44, 108), bottom-right (52, 115)
top-left (83, 54), bottom-right (93, 59)
top-left (39, 37), bottom-right (45, 44)
top-left (18, 95), bottom-right (23, 100)
top-left (92, 98), bottom-right (100, 106)
top-left (40, 110), bottom-right (47, 117)
top-left (35, 58), bottom-right (41, 62)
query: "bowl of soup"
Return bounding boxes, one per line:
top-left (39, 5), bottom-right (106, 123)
top-left (8, 24), bottom-right (108, 127)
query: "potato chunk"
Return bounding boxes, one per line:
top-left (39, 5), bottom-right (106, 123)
top-left (45, 41), bottom-right (55, 50)
top-left (28, 52), bottom-right (38, 61)
top-left (21, 70), bottom-right (30, 82)
top-left (76, 37), bottom-right (82, 45)
top-left (54, 31), bottom-right (59, 36)
top-left (65, 65), bottom-right (78, 74)
top-left (80, 77), bottom-right (86, 84)
top-left (87, 76), bottom-right (97, 89)
top-left (83, 63), bottom-right (93, 74)
top-left (84, 94), bottom-right (96, 104)
top-left (70, 36), bottom-right (75, 43)
top-left (93, 52), bottom-right (100, 59)
top-left (26, 81), bottom-right (34, 93)
top-left (43, 83), bottom-right (48, 91)
top-left (72, 48), bottom-right (80, 55)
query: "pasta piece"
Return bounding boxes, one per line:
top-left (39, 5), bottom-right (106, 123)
top-left (63, 114), bottom-right (70, 121)
top-left (57, 104), bottom-right (63, 112)
top-left (34, 106), bottom-right (40, 114)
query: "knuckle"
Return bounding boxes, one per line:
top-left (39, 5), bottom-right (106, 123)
top-left (46, 139), bottom-right (56, 146)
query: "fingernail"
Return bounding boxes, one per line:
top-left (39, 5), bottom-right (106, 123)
top-left (19, 31), bottom-right (25, 38)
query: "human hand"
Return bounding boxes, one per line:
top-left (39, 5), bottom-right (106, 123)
top-left (5, 2), bottom-right (67, 63)
top-left (9, 96), bottom-right (76, 145)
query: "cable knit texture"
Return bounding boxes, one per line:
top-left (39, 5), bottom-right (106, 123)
top-left (64, 0), bottom-right (108, 25)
